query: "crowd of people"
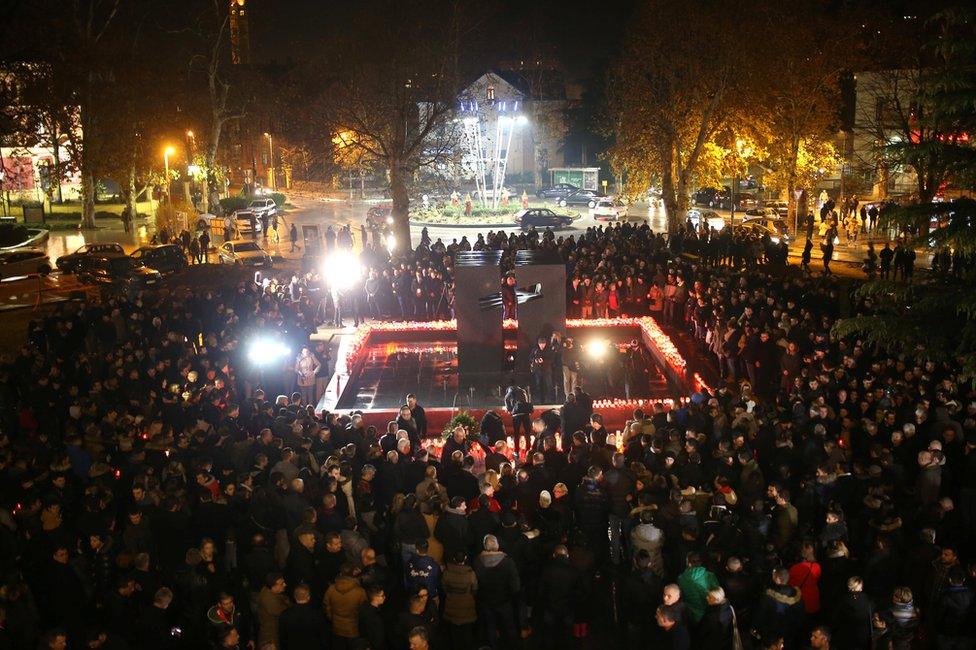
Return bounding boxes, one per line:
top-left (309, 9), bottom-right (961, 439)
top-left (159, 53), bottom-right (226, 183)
top-left (1, 217), bottom-right (975, 650)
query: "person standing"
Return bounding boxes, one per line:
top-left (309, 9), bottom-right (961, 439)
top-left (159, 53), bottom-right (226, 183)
top-left (820, 237), bottom-right (834, 276)
top-left (289, 223), bottom-right (299, 253)
top-left (504, 383), bottom-right (532, 457)
top-left (473, 535), bottom-right (521, 649)
top-left (294, 347), bottom-right (322, 406)
top-left (324, 564), bottom-right (367, 649)
top-left (257, 573), bottom-right (291, 650)
top-left (442, 552), bottom-right (478, 650)
top-left (879, 241), bottom-right (893, 279)
top-left (199, 230), bottom-right (210, 263)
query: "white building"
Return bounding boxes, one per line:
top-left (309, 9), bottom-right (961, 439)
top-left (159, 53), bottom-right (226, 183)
top-left (455, 69), bottom-right (572, 188)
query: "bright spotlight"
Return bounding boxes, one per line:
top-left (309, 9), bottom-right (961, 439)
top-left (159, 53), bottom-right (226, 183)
top-left (248, 338), bottom-right (290, 366)
top-left (322, 251), bottom-right (363, 290)
top-left (516, 115), bottom-right (528, 126)
top-left (586, 339), bottom-right (610, 360)
top-left (462, 116), bottom-right (479, 125)
top-left (386, 233), bottom-right (397, 253)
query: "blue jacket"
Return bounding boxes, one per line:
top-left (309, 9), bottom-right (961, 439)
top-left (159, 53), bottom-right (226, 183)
top-left (405, 553), bottom-right (440, 595)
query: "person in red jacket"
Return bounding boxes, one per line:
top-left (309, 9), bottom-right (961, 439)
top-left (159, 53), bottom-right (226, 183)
top-left (788, 541), bottom-right (822, 616)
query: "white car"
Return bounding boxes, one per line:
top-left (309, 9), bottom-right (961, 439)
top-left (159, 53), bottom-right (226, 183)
top-left (591, 198), bottom-right (628, 221)
top-left (234, 210), bottom-right (262, 235)
top-left (0, 248), bottom-right (51, 279)
top-left (685, 208), bottom-right (725, 229)
top-left (248, 197), bottom-right (278, 219)
top-left (217, 240), bottom-right (273, 267)
top-left (738, 217), bottom-right (792, 243)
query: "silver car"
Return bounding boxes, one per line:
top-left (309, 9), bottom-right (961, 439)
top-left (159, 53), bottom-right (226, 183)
top-left (0, 248), bottom-right (51, 279)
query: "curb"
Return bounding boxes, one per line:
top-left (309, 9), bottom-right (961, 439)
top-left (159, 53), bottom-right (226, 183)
top-left (409, 219), bottom-right (518, 229)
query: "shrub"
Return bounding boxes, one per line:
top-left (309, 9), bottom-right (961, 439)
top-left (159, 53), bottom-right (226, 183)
top-left (443, 411), bottom-right (480, 438)
top-left (270, 192), bottom-right (286, 207)
top-left (220, 197), bottom-right (250, 213)
top-left (0, 223), bottom-right (31, 247)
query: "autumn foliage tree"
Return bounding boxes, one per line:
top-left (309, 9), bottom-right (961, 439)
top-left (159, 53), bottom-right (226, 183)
top-left (609, 0), bottom-right (765, 232)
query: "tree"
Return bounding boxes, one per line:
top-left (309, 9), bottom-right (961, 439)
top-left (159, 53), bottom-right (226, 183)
top-left (608, 0), bottom-right (763, 231)
top-left (834, 6), bottom-right (976, 380)
top-left (758, 1), bottom-right (856, 229)
top-left (186, 0), bottom-right (247, 214)
top-left (320, 0), bottom-right (482, 248)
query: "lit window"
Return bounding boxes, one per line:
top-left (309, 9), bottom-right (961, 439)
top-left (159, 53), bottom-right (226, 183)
top-left (487, 85), bottom-right (494, 101)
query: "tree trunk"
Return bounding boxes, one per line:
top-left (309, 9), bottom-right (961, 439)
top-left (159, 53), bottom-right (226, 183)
top-left (51, 126), bottom-right (64, 203)
top-left (660, 140), bottom-right (683, 233)
top-left (80, 170), bottom-right (96, 229)
top-left (126, 163), bottom-right (138, 223)
top-left (389, 163), bottom-right (411, 252)
top-left (786, 136), bottom-right (800, 233)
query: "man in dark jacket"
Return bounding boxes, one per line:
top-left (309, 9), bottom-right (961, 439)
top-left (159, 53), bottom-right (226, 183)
top-left (278, 584), bottom-right (328, 650)
top-left (698, 587), bottom-right (735, 649)
top-left (535, 546), bottom-right (581, 650)
top-left (574, 466), bottom-right (610, 560)
top-left (829, 576), bottom-right (872, 650)
top-left (559, 393), bottom-right (587, 452)
top-left (932, 567), bottom-right (974, 649)
top-left (284, 529), bottom-right (325, 601)
top-left (473, 535), bottom-right (521, 648)
top-left (604, 453), bottom-right (635, 565)
top-left (751, 567), bottom-right (804, 647)
top-left (357, 586), bottom-right (388, 650)
top-left (434, 497), bottom-right (472, 561)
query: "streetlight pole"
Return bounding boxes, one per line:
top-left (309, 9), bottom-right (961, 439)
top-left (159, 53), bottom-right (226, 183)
top-left (264, 132), bottom-right (275, 191)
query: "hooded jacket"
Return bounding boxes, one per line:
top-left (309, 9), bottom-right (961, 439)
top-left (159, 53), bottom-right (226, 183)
top-left (676, 566), bottom-right (720, 622)
top-left (752, 584), bottom-right (803, 642)
top-left (473, 550), bottom-right (520, 606)
top-left (324, 575), bottom-right (366, 638)
top-left (442, 562), bottom-right (478, 624)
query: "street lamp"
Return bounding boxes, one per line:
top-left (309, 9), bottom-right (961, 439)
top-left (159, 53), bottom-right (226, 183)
top-left (163, 146), bottom-right (176, 201)
top-left (264, 132), bottom-right (276, 191)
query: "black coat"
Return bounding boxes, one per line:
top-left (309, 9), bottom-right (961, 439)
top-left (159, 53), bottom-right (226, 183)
top-left (829, 591), bottom-right (872, 650)
top-left (278, 603), bottom-right (329, 650)
top-left (473, 551), bottom-right (521, 606)
top-left (433, 509), bottom-right (472, 561)
top-left (698, 602), bottom-right (734, 650)
top-left (536, 556), bottom-right (581, 613)
top-left (357, 602), bottom-right (387, 650)
top-left (574, 478), bottom-right (609, 532)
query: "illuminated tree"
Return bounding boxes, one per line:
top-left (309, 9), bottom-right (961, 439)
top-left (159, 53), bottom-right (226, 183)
top-left (321, 0), bottom-right (484, 247)
top-left (608, 0), bottom-right (763, 231)
top-left (758, 1), bottom-right (857, 226)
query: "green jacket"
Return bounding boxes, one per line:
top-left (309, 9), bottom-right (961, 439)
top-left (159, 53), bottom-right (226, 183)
top-left (676, 566), bottom-right (720, 622)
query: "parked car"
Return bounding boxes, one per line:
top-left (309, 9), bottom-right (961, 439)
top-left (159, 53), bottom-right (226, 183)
top-left (591, 198), bottom-right (630, 221)
top-left (742, 207), bottom-right (782, 221)
top-left (764, 200), bottom-right (790, 218)
top-left (692, 187), bottom-right (722, 206)
top-left (514, 208), bottom-right (576, 230)
top-left (56, 243), bottom-right (125, 273)
top-left (76, 255), bottom-right (162, 291)
top-left (736, 192), bottom-right (760, 210)
top-left (536, 183), bottom-right (579, 200)
top-left (737, 217), bottom-right (792, 243)
top-left (248, 197), bottom-right (278, 219)
top-left (557, 189), bottom-right (605, 208)
top-left (685, 208), bottom-right (724, 229)
top-left (130, 244), bottom-right (188, 274)
top-left (0, 248), bottom-right (51, 279)
top-left (234, 210), bottom-right (261, 235)
top-left (217, 240), bottom-right (273, 267)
